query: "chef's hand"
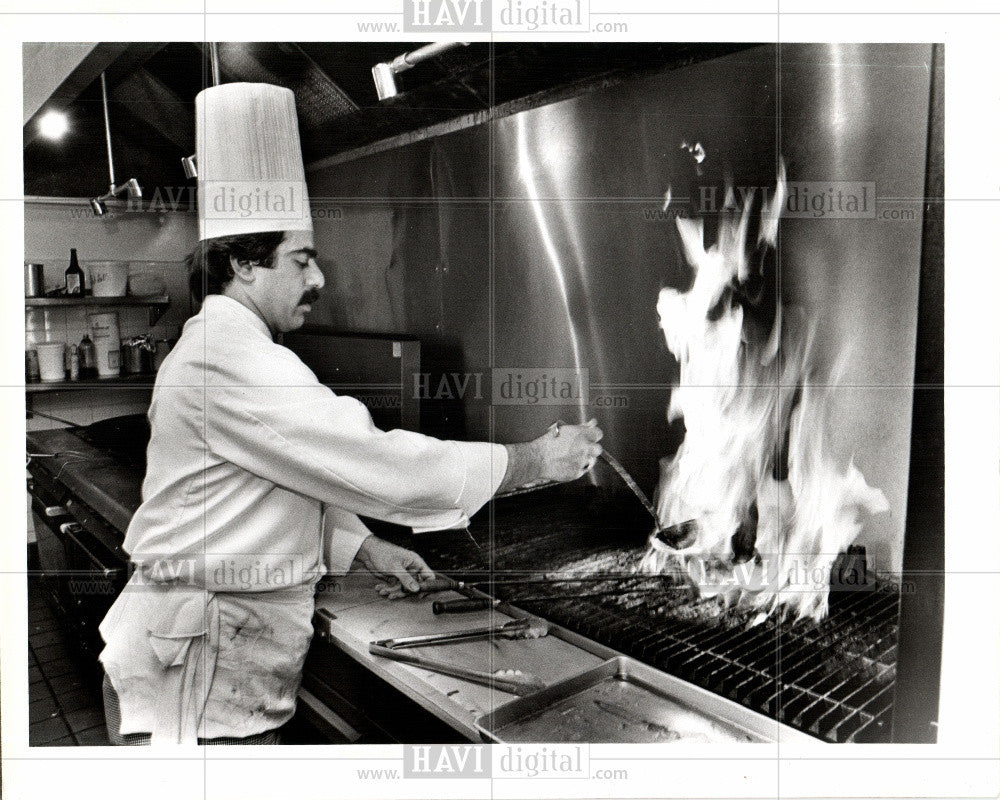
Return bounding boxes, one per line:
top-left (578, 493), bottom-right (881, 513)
top-left (537, 419), bottom-right (604, 482)
top-left (498, 419), bottom-right (604, 493)
top-left (352, 535), bottom-right (435, 598)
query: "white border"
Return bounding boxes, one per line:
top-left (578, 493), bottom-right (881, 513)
top-left (3, 4), bottom-right (999, 800)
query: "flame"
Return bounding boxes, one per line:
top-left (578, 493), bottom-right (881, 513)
top-left (643, 163), bottom-right (888, 622)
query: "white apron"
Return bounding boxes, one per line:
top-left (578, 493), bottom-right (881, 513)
top-left (99, 577), bottom-right (315, 745)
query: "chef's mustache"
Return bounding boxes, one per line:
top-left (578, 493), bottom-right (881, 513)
top-left (299, 289), bottom-right (320, 305)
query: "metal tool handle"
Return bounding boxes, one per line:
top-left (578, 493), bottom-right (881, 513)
top-left (432, 597), bottom-right (498, 615)
top-left (419, 577), bottom-right (458, 592)
top-left (599, 450), bottom-right (661, 528)
top-left (369, 644), bottom-right (545, 696)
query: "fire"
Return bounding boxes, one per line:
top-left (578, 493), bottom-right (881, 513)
top-left (641, 163), bottom-right (889, 622)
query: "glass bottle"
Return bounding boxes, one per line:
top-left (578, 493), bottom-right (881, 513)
top-left (65, 248), bottom-right (85, 296)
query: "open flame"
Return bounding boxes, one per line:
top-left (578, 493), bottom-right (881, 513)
top-left (641, 163), bottom-right (889, 622)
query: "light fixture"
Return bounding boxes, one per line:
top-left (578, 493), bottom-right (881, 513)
top-left (181, 155), bottom-right (198, 179)
top-left (37, 110), bottom-right (69, 141)
top-left (372, 42), bottom-right (469, 101)
top-left (89, 72), bottom-right (143, 216)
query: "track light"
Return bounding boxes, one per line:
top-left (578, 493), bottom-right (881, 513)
top-left (89, 179), bottom-right (143, 216)
top-left (87, 72), bottom-right (143, 216)
top-left (121, 178), bottom-right (142, 200)
top-left (179, 42), bottom-right (220, 178)
top-left (372, 42), bottom-right (469, 101)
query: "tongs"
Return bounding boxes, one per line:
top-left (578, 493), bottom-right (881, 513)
top-left (368, 619), bottom-right (547, 696)
top-left (371, 618), bottom-right (534, 649)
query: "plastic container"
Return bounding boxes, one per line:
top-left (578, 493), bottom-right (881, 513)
top-left (87, 311), bottom-right (121, 377)
top-left (36, 341), bottom-right (66, 382)
top-left (88, 261), bottom-right (129, 297)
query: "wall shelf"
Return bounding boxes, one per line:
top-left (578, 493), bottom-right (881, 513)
top-left (25, 294), bottom-right (170, 326)
top-left (25, 295), bottom-right (170, 406)
top-left (26, 374), bottom-right (157, 394)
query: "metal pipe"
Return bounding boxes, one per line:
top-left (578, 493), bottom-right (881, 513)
top-left (372, 41), bottom-right (469, 101)
top-left (100, 72), bottom-right (116, 190)
top-left (393, 41), bottom-right (469, 72)
top-left (180, 42), bottom-right (219, 178)
top-left (209, 42), bottom-right (221, 87)
top-left (368, 643), bottom-right (546, 696)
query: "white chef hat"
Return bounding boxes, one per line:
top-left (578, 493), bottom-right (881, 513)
top-left (195, 82), bottom-right (313, 241)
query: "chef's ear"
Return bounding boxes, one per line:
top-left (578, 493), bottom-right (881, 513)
top-left (230, 255), bottom-right (261, 283)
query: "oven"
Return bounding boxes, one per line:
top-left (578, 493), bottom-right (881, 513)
top-left (27, 458), bottom-right (129, 664)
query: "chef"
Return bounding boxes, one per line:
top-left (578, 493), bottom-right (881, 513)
top-left (97, 83), bottom-right (603, 746)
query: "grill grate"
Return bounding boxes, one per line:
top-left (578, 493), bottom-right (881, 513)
top-left (407, 481), bottom-right (900, 743)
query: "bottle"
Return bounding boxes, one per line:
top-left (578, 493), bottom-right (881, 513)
top-left (79, 334), bottom-right (98, 379)
top-left (69, 345), bottom-right (80, 381)
top-left (65, 248), bottom-right (85, 295)
top-left (26, 349), bottom-right (40, 383)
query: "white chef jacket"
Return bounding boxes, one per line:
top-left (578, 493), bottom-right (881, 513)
top-left (98, 293), bottom-right (507, 743)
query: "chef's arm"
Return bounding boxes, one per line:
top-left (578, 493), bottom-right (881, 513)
top-left (209, 383), bottom-right (505, 532)
top-left (208, 374), bottom-right (601, 533)
top-left (351, 416), bottom-right (605, 598)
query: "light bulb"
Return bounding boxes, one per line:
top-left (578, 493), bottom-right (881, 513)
top-left (38, 110), bottom-right (69, 141)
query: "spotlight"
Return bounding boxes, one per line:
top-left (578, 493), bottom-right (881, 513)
top-left (181, 154), bottom-right (198, 179)
top-left (38, 110), bottom-right (69, 141)
top-left (90, 198), bottom-right (107, 216)
top-left (372, 42), bottom-right (470, 102)
top-left (122, 178), bottom-right (142, 201)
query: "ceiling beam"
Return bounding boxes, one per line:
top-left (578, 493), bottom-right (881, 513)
top-left (24, 42), bottom-right (170, 149)
top-left (23, 42), bottom-right (128, 126)
top-left (111, 66), bottom-right (193, 152)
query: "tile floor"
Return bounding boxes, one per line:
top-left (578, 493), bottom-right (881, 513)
top-left (27, 575), bottom-right (110, 746)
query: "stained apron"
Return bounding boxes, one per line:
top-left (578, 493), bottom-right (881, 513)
top-left (99, 577), bottom-right (316, 745)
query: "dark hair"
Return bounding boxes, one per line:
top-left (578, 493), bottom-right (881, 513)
top-left (187, 231), bottom-right (287, 302)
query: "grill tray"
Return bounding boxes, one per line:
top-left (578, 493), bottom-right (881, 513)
top-left (476, 656), bottom-right (809, 744)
